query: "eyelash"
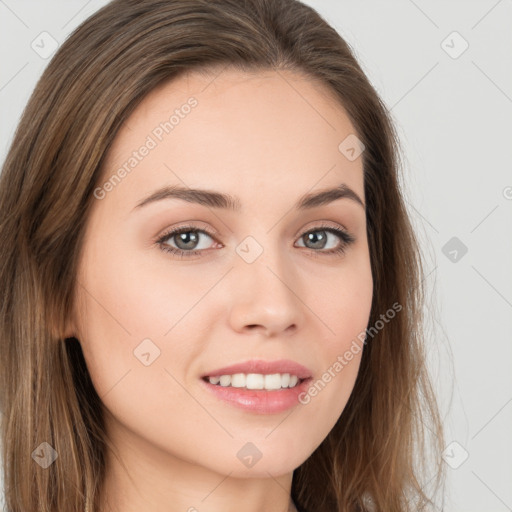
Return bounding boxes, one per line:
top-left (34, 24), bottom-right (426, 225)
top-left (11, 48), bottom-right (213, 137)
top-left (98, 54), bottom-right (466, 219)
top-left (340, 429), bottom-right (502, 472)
top-left (155, 223), bottom-right (355, 259)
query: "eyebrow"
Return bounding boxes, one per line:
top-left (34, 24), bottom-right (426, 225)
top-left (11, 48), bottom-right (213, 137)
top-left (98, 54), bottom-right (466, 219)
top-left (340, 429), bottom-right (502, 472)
top-left (132, 183), bottom-right (365, 212)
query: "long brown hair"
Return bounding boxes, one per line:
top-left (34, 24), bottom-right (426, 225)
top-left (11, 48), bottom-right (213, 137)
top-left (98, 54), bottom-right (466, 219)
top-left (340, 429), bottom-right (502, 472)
top-left (0, 0), bottom-right (445, 510)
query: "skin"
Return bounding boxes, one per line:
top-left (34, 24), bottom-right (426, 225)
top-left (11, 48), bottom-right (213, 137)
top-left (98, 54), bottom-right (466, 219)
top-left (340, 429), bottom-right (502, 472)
top-left (66, 67), bottom-right (373, 512)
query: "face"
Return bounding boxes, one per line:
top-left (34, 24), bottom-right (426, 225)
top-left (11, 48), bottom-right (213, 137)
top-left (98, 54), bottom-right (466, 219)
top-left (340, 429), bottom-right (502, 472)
top-left (70, 67), bottom-right (373, 479)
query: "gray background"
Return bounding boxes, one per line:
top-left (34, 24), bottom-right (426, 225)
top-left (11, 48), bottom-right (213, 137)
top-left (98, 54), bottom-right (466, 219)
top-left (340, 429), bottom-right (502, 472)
top-left (1, 1), bottom-right (511, 510)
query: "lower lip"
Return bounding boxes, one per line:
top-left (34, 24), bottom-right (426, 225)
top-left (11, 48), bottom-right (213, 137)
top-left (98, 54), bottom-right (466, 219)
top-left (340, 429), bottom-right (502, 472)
top-left (199, 377), bottom-right (313, 414)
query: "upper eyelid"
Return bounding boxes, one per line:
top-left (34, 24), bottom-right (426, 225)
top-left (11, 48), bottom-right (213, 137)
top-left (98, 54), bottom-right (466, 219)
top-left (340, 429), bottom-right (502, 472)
top-left (157, 225), bottom-right (217, 243)
top-left (157, 222), bottom-right (353, 247)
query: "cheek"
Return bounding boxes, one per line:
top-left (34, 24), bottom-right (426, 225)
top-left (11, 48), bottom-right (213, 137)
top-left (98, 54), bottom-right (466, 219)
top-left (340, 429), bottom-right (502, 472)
top-left (308, 253), bottom-right (373, 352)
top-left (293, 256), bottom-right (372, 435)
top-left (74, 238), bottom-right (222, 400)
top-left (74, 251), bottom-right (213, 458)
top-left (77, 241), bottom-right (206, 341)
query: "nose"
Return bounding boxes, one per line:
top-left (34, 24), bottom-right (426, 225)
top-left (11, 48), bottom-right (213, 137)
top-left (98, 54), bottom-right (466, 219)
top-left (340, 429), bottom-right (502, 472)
top-left (227, 247), bottom-right (303, 337)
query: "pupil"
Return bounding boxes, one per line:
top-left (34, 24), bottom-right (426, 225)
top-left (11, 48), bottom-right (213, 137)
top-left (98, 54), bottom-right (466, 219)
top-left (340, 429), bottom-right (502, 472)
top-left (305, 231), bottom-right (326, 249)
top-left (176, 231), bottom-right (198, 250)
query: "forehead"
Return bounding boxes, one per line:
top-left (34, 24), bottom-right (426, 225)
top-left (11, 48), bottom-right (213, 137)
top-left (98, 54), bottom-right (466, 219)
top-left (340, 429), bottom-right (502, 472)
top-left (98, 67), bottom-right (364, 212)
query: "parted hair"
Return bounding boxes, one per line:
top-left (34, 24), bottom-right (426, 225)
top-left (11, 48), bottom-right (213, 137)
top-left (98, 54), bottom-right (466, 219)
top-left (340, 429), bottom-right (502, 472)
top-left (0, 0), bottom-right (445, 510)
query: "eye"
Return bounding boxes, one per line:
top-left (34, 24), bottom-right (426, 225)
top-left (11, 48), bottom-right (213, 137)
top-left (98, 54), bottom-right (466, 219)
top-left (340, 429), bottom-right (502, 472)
top-left (295, 225), bottom-right (355, 256)
top-left (156, 225), bottom-right (218, 257)
top-left (155, 223), bottom-right (355, 258)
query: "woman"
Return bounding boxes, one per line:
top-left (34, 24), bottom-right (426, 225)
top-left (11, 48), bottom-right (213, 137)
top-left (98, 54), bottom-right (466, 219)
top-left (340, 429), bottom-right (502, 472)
top-left (0, 0), bottom-right (445, 510)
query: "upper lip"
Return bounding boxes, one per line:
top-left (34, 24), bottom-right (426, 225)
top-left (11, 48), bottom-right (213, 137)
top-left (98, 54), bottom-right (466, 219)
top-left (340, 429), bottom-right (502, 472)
top-left (201, 359), bottom-right (313, 380)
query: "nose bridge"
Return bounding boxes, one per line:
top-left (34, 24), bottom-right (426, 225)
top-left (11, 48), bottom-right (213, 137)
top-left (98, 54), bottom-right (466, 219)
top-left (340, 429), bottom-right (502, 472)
top-left (227, 234), bottom-right (303, 334)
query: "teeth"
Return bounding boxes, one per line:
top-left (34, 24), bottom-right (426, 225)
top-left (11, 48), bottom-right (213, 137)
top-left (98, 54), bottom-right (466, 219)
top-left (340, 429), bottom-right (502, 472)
top-left (231, 373), bottom-right (246, 387)
top-left (219, 375), bottom-right (231, 387)
top-left (207, 373), bottom-right (301, 390)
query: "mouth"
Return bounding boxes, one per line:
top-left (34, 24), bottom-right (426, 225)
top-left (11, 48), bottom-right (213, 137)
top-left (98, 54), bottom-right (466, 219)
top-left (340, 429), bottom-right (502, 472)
top-left (201, 373), bottom-right (311, 391)
top-left (199, 373), bottom-right (314, 414)
top-left (201, 358), bottom-right (313, 383)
